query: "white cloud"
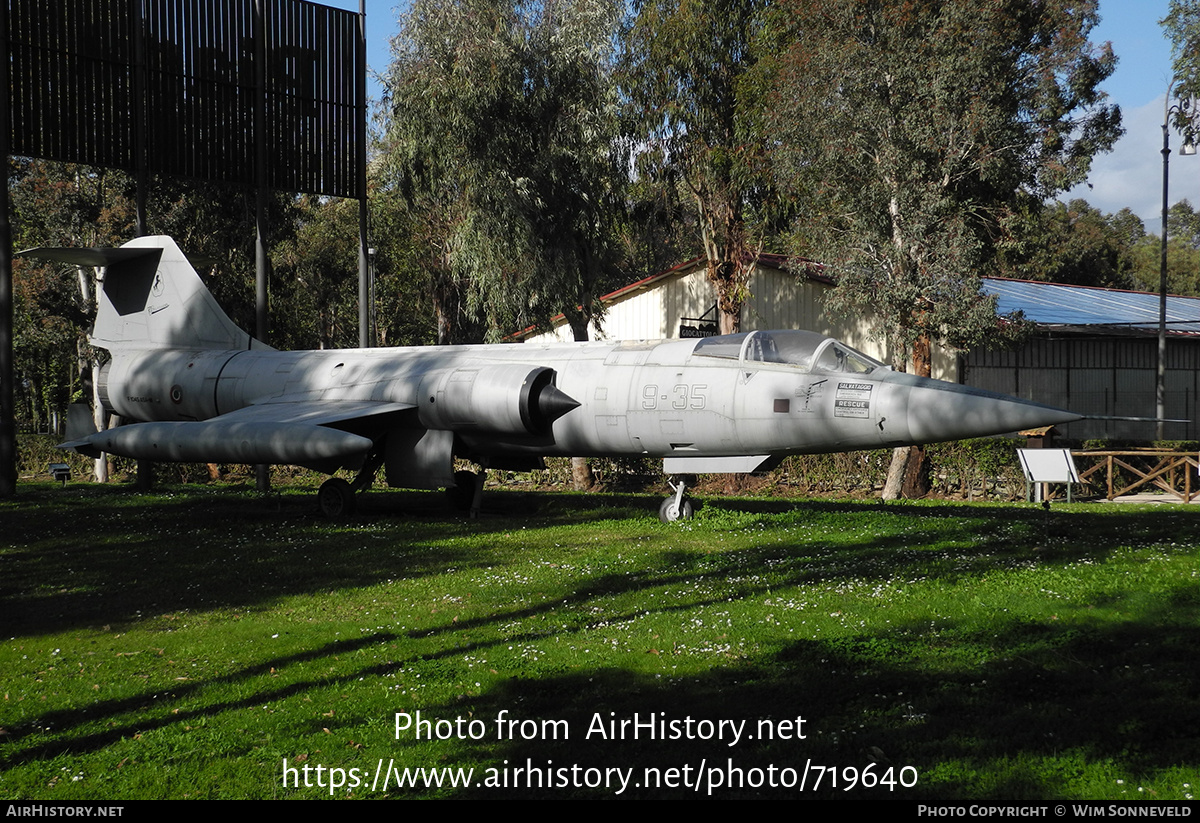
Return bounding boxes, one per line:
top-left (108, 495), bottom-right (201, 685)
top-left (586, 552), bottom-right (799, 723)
top-left (1062, 95), bottom-right (1200, 228)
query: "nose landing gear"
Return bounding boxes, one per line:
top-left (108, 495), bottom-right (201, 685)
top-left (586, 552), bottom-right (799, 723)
top-left (658, 477), bottom-right (696, 523)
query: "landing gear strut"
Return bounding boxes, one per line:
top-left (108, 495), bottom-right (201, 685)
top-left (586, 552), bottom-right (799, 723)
top-left (316, 448), bottom-right (384, 518)
top-left (658, 477), bottom-right (696, 523)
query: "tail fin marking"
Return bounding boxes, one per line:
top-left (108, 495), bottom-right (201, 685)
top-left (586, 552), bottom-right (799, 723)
top-left (18, 235), bottom-right (271, 352)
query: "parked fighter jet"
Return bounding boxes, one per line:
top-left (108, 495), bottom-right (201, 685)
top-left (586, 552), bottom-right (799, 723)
top-left (24, 236), bottom-right (1081, 520)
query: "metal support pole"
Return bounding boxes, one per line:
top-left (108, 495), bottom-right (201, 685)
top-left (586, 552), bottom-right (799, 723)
top-left (133, 0), bottom-right (150, 486)
top-left (357, 0), bottom-right (370, 349)
top-left (0, 0), bottom-right (15, 495)
top-left (134, 0), bottom-right (147, 237)
top-left (1159, 117), bottom-right (1170, 442)
top-left (254, 0), bottom-right (270, 491)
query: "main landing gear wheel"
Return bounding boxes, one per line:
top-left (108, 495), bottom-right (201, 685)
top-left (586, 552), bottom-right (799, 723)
top-left (318, 477), bottom-right (356, 518)
top-left (658, 496), bottom-right (695, 523)
top-left (445, 470), bottom-right (476, 511)
top-left (446, 470), bottom-right (486, 517)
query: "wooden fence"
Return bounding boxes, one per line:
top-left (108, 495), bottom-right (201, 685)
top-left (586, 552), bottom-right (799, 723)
top-left (1072, 450), bottom-right (1200, 503)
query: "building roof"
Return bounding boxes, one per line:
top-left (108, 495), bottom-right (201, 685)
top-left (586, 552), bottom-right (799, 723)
top-left (517, 254), bottom-right (1200, 341)
top-left (594, 253), bottom-right (830, 306)
top-left (510, 254), bottom-right (828, 340)
top-left (981, 277), bottom-right (1200, 338)
top-left (610, 261), bottom-right (1200, 339)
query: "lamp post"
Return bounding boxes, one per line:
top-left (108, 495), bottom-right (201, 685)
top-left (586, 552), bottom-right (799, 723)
top-left (1159, 87), bottom-right (1197, 440)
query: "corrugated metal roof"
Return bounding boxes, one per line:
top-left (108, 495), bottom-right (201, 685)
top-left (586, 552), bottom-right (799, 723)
top-left (981, 278), bottom-right (1200, 337)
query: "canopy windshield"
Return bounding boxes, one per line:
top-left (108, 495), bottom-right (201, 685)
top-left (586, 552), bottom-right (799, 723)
top-left (690, 333), bottom-right (748, 360)
top-left (693, 330), bottom-right (882, 374)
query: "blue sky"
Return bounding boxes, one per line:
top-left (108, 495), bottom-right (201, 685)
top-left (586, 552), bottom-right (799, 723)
top-left (1060, 0), bottom-right (1200, 229)
top-left (338, 0), bottom-right (1193, 230)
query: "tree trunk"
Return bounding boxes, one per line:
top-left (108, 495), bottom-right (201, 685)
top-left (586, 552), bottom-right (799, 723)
top-left (883, 445), bottom-right (931, 500)
top-left (710, 258), bottom-right (750, 336)
top-left (432, 264), bottom-right (460, 345)
top-left (883, 333), bottom-right (933, 499)
top-left (882, 446), bottom-right (906, 500)
top-left (571, 457), bottom-right (593, 491)
top-left (901, 444), bottom-right (930, 498)
top-left (911, 332), bottom-right (932, 379)
top-left (569, 323), bottom-right (593, 491)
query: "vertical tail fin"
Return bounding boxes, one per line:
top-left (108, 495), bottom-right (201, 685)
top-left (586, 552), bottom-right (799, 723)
top-left (17, 235), bottom-right (271, 352)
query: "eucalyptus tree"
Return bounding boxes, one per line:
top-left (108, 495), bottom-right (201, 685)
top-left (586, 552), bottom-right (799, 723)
top-left (766, 0), bottom-right (1121, 496)
top-left (620, 0), bottom-right (776, 335)
top-left (382, 0), bottom-right (626, 344)
top-left (996, 199), bottom-right (1139, 290)
top-left (1164, 0), bottom-right (1200, 138)
top-left (383, 0), bottom-right (626, 490)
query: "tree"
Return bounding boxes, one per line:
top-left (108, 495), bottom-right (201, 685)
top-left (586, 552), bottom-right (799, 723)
top-left (1164, 199), bottom-right (1200, 251)
top-left (767, 0), bottom-right (1122, 497)
top-left (383, 0), bottom-right (627, 490)
top-left (9, 160), bottom-right (134, 442)
top-left (1127, 200), bottom-right (1200, 297)
top-left (621, 0), bottom-right (779, 335)
top-left (367, 184), bottom-right (438, 349)
top-left (271, 189), bottom-right (437, 351)
top-left (1164, 0), bottom-right (1200, 141)
top-left (146, 176), bottom-right (298, 344)
top-left (996, 199), bottom-right (1139, 289)
top-left (273, 195), bottom-right (360, 350)
top-left (381, 0), bottom-right (626, 344)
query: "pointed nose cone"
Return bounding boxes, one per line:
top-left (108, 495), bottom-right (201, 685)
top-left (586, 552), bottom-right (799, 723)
top-left (524, 382), bottom-right (580, 434)
top-left (538, 383), bottom-right (581, 422)
top-left (883, 373), bottom-right (1081, 444)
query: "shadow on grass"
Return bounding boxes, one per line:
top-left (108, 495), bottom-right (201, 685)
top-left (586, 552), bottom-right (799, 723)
top-left (5, 594), bottom-right (1196, 798)
top-left (0, 484), bottom-right (650, 635)
top-left (3, 484), bottom-right (1198, 797)
top-left (407, 597), bottom-right (1200, 799)
top-left (7, 479), bottom-right (1182, 636)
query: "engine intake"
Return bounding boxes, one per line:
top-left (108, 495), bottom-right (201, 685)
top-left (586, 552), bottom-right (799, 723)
top-left (417, 365), bottom-right (578, 436)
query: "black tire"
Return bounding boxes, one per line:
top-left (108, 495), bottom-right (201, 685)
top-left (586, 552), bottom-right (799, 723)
top-left (658, 496), bottom-right (695, 523)
top-left (445, 470), bottom-right (479, 512)
top-left (318, 477), bottom-right (356, 518)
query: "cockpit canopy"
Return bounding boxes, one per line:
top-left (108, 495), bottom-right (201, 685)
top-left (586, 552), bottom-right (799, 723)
top-left (692, 330), bottom-right (882, 374)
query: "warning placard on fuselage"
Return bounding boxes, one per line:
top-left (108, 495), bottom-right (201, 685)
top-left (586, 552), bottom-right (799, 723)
top-left (834, 382), bottom-right (873, 418)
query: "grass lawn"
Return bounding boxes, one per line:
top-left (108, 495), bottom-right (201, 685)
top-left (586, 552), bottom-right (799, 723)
top-left (2, 482), bottom-right (1197, 799)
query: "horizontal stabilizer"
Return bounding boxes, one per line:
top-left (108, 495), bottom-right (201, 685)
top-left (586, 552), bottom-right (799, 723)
top-left (64, 403), bottom-right (99, 441)
top-left (17, 246), bottom-right (163, 268)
